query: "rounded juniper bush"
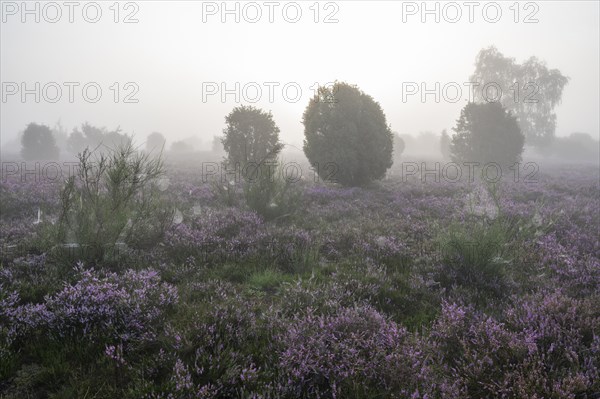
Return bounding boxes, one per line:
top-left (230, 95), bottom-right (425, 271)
top-left (303, 82), bottom-right (394, 187)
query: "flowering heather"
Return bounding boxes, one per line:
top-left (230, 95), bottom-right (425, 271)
top-left (430, 293), bottom-right (600, 398)
top-left (2, 266), bottom-right (178, 347)
top-left (1, 164), bottom-right (599, 398)
top-left (0, 177), bottom-right (62, 219)
top-left (163, 207), bottom-right (267, 264)
top-left (278, 305), bottom-right (438, 398)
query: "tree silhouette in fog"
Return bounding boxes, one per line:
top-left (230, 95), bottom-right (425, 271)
top-left (146, 132), bottom-right (166, 153)
top-left (67, 123), bottom-right (104, 155)
top-left (540, 132), bottom-right (600, 162)
top-left (222, 105), bottom-right (282, 167)
top-left (67, 123), bottom-right (129, 155)
top-left (450, 102), bottom-right (525, 170)
top-left (20, 123), bottom-right (60, 160)
top-left (471, 46), bottom-right (568, 147)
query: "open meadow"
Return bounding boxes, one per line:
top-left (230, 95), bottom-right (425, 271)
top-left (1, 157), bottom-right (598, 398)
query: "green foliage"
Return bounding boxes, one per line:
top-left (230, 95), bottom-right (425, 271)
top-left (218, 105), bottom-right (295, 219)
top-left (20, 123), bottom-right (60, 160)
top-left (436, 218), bottom-right (512, 301)
top-left (3, 143), bottom-right (597, 398)
top-left (209, 262), bottom-right (254, 284)
top-left (242, 161), bottom-right (302, 221)
top-left (303, 82), bottom-right (393, 186)
top-left (471, 46), bottom-right (569, 147)
top-left (54, 141), bottom-right (173, 266)
top-left (450, 102), bottom-right (525, 171)
top-left (248, 269), bottom-right (291, 293)
top-left (271, 238), bottom-right (320, 275)
top-left (222, 105), bottom-right (282, 167)
top-left (211, 157), bottom-right (303, 220)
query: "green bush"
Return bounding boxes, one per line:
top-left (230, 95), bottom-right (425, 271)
top-left (450, 102), bottom-right (525, 171)
top-left (303, 82), bottom-right (393, 186)
top-left (54, 141), bottom-right (173, 266)
top-left (435, 218), bottom-right (512, 302)
top-left (243, 161), bottom-right (303, 221)
top-left (222, 105), bottom-right (282, 167)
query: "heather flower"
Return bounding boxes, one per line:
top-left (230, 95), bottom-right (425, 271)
top-left (105, 343), bottom-right (126, 366)
top-left (4, 268), bottom-right (178, 348)
top-left (279, 305), bottom-right (436, 398)
top-left (429, 295), bottom-right (600, 398)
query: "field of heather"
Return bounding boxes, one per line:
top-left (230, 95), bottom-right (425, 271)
top-left (1, 160), bottom-right (598, 398)
top-left (3, 0), bottom-right (599, 397)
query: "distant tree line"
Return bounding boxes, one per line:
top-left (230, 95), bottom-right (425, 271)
top-left (17, 46), bottom-right (595, 176)
top-left (19, 122), bottom-right (131, 161)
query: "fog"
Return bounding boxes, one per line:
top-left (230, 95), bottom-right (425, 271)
top-left (1, 1), bottom-right (599, 155)
top-left (3, 3), bottom-right (600, 396)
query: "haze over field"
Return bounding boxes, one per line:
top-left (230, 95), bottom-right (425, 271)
top-left (1, 2), bottom-right (600, 398)
top-left (1, 1), bottom-right (599, 152)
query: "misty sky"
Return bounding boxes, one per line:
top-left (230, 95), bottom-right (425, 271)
top-left (1, 1), bottom-right (599, 149)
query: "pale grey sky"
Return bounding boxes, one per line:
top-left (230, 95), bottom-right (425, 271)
top-left (1, 1), bottom-right (599, 149)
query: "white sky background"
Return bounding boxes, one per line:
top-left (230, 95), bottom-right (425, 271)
top-left (1, 0), bottom-right (599, 149)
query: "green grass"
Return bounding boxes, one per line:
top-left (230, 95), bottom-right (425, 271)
top-left (247, 269), bottom-right (292, 293)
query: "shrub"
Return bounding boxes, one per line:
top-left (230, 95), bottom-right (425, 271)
top-left (54, 141), bottom-right (174, 265)
top-left (163, 207), bottom-right (266, 265)
top-left (278, 305), bottom-right (437, 398)
top-left (435, 217), bottom-right (512, 301)
top-left (154, 291), bottom-right (278, 398)
top-left (210, 173), bottom-right (240, 207)
top-left (3, 267), bottom-right (178, 346)
top-left (303, 82), bottom-right (393, 186)
top-left (470, 46), bottom-right (569, 147)
top-left (20, 123), bottom-right (60, 160)
top-left (0, 254), bottom-right (59, 304)
top-left (430, 296), bottom-right (600, 398)
top-left (146, 132), bottom-right (166, 153)
top-left (242, 161), bottom-right (303, 221)
top-left (221, 105), bottom-right (282, 167)
top-left (1, 267), bottom-right (178, 396)
top-left (393, 132), bottom-right (405, 159)
top-left (264, 228), bottom-right (319, 274)
top-left (450, 102), bottom-right (525, 172)
top-left (538, 132), bottom-right (600, 163)
top-left (67, 123), bottom-right (128, 156)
